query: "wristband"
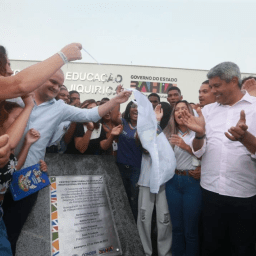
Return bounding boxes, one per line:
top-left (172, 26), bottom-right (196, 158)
top-left (195, 134), bottom-right (206, 140)
top-left (57, 51), bottom-right (68, 64)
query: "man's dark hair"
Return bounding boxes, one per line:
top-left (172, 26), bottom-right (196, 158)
top-left (202, 80), bottom-right (209, 85)
top-left (0, 45), bottom-right (7, 76)
top-left (69, 90), bottom-right (80, 96)
top-left (0, 46), bottom-right (7, 55)
top-left (167, 87), bottom-right (182, 95)
top-left (241, 76), bottom-right (256, 85)
top-left (148, 93), bottom-right (160, 102)
top-left (101, 97), bottom-right (110, 101)
top-left (61, 84), bottom-right (67, 89)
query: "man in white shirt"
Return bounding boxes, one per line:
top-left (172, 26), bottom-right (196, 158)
top-left (182, 62), bottom-right (256, 256)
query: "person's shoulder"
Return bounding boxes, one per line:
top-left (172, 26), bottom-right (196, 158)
top-left (202, 102), bottom-right (218, 113)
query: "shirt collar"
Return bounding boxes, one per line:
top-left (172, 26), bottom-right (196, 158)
top-left (36, 98), bottom-right (56, 106)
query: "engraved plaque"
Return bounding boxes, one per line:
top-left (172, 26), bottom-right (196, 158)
top-left (50, 175), bottom-right (121, 256)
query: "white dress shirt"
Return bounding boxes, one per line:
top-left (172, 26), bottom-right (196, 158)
top-left (192, 92), bottom-right (256, 198)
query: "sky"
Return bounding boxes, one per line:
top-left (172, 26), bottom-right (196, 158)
top-left (1, 0), bottom-right (256, 73)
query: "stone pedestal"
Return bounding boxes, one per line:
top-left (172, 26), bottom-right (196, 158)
top-left (16, 154), bottom-right (144, 256)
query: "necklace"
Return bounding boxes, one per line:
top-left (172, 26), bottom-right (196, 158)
top-left (129, 122), bottom-right (137, 130)
top-left (103, 122), bottom-right (111, 131)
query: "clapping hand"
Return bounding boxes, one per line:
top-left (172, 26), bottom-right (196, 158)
top-left (242, 78), bottom-right (256, 93)
top-left (181, 107), bottom-right (205, 136)
top-left (111, 125), bottom-right (123, 136)
top-left (225, 110), bottom-right (248, 141)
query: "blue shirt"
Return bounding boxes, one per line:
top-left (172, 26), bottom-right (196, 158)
top-left (15, 99), bottom-right (100, 168)
top-left (116, 118), bottom-right (142, 168)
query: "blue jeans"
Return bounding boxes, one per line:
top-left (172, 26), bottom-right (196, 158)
top-left (166, 174), bottom-right (202, 256)
top-left (0, 206), bottom-right (12, 256)
top-left (116, 163), bottom-right (140, 222)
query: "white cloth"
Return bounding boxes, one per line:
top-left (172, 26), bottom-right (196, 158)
top-left (130, 89), bottom-right (176, 193)
top-left (191, 92), bottom-right (256, 198)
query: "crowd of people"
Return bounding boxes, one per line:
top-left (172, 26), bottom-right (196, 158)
top-left (0, 44), bottom-right (256, 256)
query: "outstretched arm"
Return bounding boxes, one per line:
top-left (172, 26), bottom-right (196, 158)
top-left (0, 43), bottom-right (82, 100)
top-left (98, 90), bottom-right (131, 118)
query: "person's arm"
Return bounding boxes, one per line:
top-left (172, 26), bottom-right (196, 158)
top-left (225, 110), bottom-right (256, 154)
top-left (6, 94), bottom-right (34, 150)
top-left (16, 129), bottom-right (40, 170)
top-left (111, 85), bottom-right (123, 125)
top-left (0, 134), bottom-right (11, 168)
top-left (74, 123), bottom-right (94, 154)
top-left (63, 122), bottom-right (77, 145)
top-left (0, 43), bottom-right (82, 100)
top-left (100, 125), bottom-right (122, 150)
top-left (97, 90), bottom-right (132, 118)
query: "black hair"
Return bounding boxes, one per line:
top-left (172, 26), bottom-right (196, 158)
top-left (69, 90), bottom-right (80, 96)
top-left (159, 102), bottom-right (172, 130)
top-left (167, 87), bottom-right (182, 95)
top-left (0, 45), bottom-right (7, 76)
top-left (101, 97), bottom-right (110, 101)
top-left (148, 93), bottom-right (160, 102)
top-left (202, 80), bottom-right (209, 85)
top-left (124, 101), bottom-right (134, 123)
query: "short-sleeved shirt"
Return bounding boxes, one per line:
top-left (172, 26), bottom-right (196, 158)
top-left (116, 118), bottom-right (142, 168)
top-left (74, 123), bottom-right (106, 155)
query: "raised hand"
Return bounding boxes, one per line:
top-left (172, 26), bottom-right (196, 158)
top-left (242, 78), bottom-right (256, 92)
top-left (154, 104), bottom-right (163, 122)
top-left (111, 125), bottom-right (122, 136)
top-left (21, 93), bottom-right (35, 107)
top-left (115, 90), bottom-right (132, 104)
top-left (0, 134), bottom-right (11, 168)
top-left (39, 160), bottom-right (48, 172)
top-left (25, 129), bottom-right (40, 145)
top-left (181, 107), bottom-right (205, 136)
top-left (115, 85), bottom-right (124, 95)
top-left (61, 43), bottom-right (82, 62)
top-left (225, 110), bottom-right (248, 141)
